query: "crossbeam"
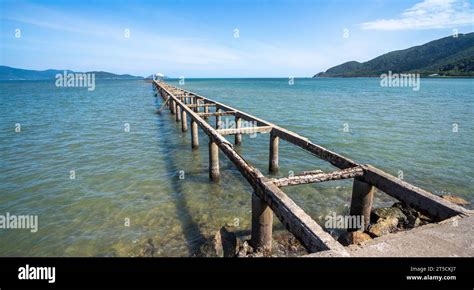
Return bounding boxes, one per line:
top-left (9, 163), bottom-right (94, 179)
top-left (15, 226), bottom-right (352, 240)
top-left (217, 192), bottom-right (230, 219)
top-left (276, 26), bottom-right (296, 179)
top-left (299, 169), bottom-right (324, 175)
top-left (186, 103), bottom-right (216, 108)
top-left (272, 166), bottom-right (364, 187)
top-left (197, 111), bottom-right (236, 117)
top-left (360, 165), bottom-right (470, 219)
top-left (216, 126), bottom-right (273, 136)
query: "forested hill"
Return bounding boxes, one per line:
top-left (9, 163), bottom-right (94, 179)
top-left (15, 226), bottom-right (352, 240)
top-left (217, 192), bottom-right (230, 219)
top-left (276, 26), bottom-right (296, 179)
top-left (314, 33), bottom-right (474, 77)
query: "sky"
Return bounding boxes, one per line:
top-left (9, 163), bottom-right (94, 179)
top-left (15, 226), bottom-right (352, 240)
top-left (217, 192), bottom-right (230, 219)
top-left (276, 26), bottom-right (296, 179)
top-left (0, 0), bottom-right (473, 77)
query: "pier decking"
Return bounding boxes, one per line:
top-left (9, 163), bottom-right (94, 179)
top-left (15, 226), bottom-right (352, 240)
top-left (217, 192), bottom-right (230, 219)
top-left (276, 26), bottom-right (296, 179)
top-left (348, 215), bottom-right (474, 257)
top-left (152, 80), bottom-right (472, 256)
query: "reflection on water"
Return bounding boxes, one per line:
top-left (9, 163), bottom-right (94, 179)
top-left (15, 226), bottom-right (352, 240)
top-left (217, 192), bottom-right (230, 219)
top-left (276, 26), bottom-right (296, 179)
top-left (0, 78), bottom-right (472, 256)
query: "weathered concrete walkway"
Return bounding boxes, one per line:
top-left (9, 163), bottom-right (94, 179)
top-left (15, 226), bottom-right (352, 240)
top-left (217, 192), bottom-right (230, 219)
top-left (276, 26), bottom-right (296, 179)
top-left (348, 215), bottom-right (474, 257)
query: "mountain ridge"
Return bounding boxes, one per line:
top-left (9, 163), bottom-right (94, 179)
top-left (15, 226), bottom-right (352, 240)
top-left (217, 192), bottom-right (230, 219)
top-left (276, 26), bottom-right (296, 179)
top-left (314, 33), bottom-right (474, 77)
top-left (0, 65), bottom-right (144, 80)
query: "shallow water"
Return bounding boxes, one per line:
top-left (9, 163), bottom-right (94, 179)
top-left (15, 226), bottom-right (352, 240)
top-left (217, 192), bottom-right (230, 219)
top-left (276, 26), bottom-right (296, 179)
top-left (0, 78), bottom-right (472, 256)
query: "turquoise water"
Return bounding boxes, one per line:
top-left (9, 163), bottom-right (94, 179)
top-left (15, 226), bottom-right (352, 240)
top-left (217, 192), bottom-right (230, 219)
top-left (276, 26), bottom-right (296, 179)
top-left (0, 78), bottom-right (472, 256)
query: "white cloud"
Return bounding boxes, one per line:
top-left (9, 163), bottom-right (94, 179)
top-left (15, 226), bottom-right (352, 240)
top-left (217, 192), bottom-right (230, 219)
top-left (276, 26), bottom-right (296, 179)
top-left (360, 0), bottom-right (474, 30)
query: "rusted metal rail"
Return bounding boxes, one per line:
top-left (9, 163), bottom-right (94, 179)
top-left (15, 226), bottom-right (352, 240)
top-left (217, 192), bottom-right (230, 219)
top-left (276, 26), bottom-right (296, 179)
top-left (152, 80), bottom-right (469, 256)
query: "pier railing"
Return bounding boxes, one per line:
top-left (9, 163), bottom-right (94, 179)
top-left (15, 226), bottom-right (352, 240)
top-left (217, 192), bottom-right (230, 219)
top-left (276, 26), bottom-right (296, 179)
top-left (153, 80), bottom-right (469, 256)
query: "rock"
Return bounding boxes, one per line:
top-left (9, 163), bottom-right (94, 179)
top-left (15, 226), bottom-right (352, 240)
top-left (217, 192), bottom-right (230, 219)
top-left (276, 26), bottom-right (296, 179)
top-left (371, 207), bottom-right (407, 225)
top-left (304, 250), bottom-right (350, 257)
top-left (350, 231), bottom-right (372, 245)
top-left (236, 240), bottom-right (273, 257)
top-left (413, 217), bottom-right (422, 228)
top-left (418, 213), bottom-right (432, 223)
top-left (212, 227), bottom-right (239, 257)
top-left (236, 241), bottom-right (255, 257)
top-left (440, 195), bottom-right (470, 206)
top-left (338, 230), bottom-right (372, 246)
top-left (368, 217), bottom-right (399, 237)
top-left (138, 238), bottom-right (156, 257)
top-left (272, 232), bottom-right (307, 257)
top-left (219, 227), bottom-right (238, 257)
top-left (213, 230), bottom-right (224, 257)
top-left (196, 227), bottom-right (238, 257)
top-left (392, 202), bottom-right (427, 228)
top-left (236, 232), bottom-right (308, 257)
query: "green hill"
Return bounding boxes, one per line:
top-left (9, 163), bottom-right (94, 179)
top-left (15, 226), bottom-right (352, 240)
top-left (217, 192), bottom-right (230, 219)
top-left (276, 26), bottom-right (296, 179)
top-left (314, 33), bottom-right (474, 77)
top-left (0, 66), bottom-right (143, 80)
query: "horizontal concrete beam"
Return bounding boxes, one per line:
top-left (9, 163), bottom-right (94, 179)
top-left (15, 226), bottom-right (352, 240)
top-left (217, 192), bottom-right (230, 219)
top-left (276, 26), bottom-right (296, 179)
top-left (272, 166), bottom-right (364, 187)
top-left (197, 111), bottom-right (236, 117)
top-left (186, 103), bottom-right (217, 108)
top-left (216, 126), bottom-right (273, 136)
top-left (360, 164), bottom-right (470, 219)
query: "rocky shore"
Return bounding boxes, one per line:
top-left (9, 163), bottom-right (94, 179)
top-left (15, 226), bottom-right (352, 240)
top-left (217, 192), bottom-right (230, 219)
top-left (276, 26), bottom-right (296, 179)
top-left (193, 226), bottom-right (307, 258)
top-left (338, 195), bottom-right (470, 247)
top-left (134, 194), bottom-right (469, 257)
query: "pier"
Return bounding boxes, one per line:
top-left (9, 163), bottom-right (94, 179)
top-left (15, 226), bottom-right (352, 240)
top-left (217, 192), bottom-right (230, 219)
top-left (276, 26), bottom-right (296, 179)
top-left (152, 80), bottom-right (472, 256)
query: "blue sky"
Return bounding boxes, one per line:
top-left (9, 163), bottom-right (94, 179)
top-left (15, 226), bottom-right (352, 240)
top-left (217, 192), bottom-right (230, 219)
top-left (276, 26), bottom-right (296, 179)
top-left (1, 0), bottom-right (473, 77)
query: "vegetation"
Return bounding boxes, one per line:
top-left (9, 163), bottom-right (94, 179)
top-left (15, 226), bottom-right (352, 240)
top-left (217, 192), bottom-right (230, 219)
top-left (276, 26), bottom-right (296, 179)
top-left (314, 33), bottom-right (474, 77)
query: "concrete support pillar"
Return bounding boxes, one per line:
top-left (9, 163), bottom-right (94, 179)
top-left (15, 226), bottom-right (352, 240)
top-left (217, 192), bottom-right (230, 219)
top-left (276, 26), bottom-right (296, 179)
top-left (171, 100), bottom-right (176, 115)
top-left (269, 133), bottom-right (279, 173)
top-left (349, 178), bottom-right (375, 231)
top-left (181, 110), bottom-right (188, 132)
top-left (235, 116), bottom-right (242, 145)
top-left (216, 108), bottom-right (222, 129)
top-left (176, 105), bottom-right (181, 122)
top-left (208, 140), bottom-right (220, 181)
top-left (194, 99), bottom-right (199, 112)
top-left (191, 120), bottom-right (199, 149)
top-left (204, 104), bottom-right (209, 120)
top-left (250, 193), bottom-right (273, 252)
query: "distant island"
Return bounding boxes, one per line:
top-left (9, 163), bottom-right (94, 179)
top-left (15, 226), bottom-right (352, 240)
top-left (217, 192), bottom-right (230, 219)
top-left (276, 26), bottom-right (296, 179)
top-left (314, 32), bottom-right (474, 78)
top-left (0, 65), bottom-right (144, 80)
